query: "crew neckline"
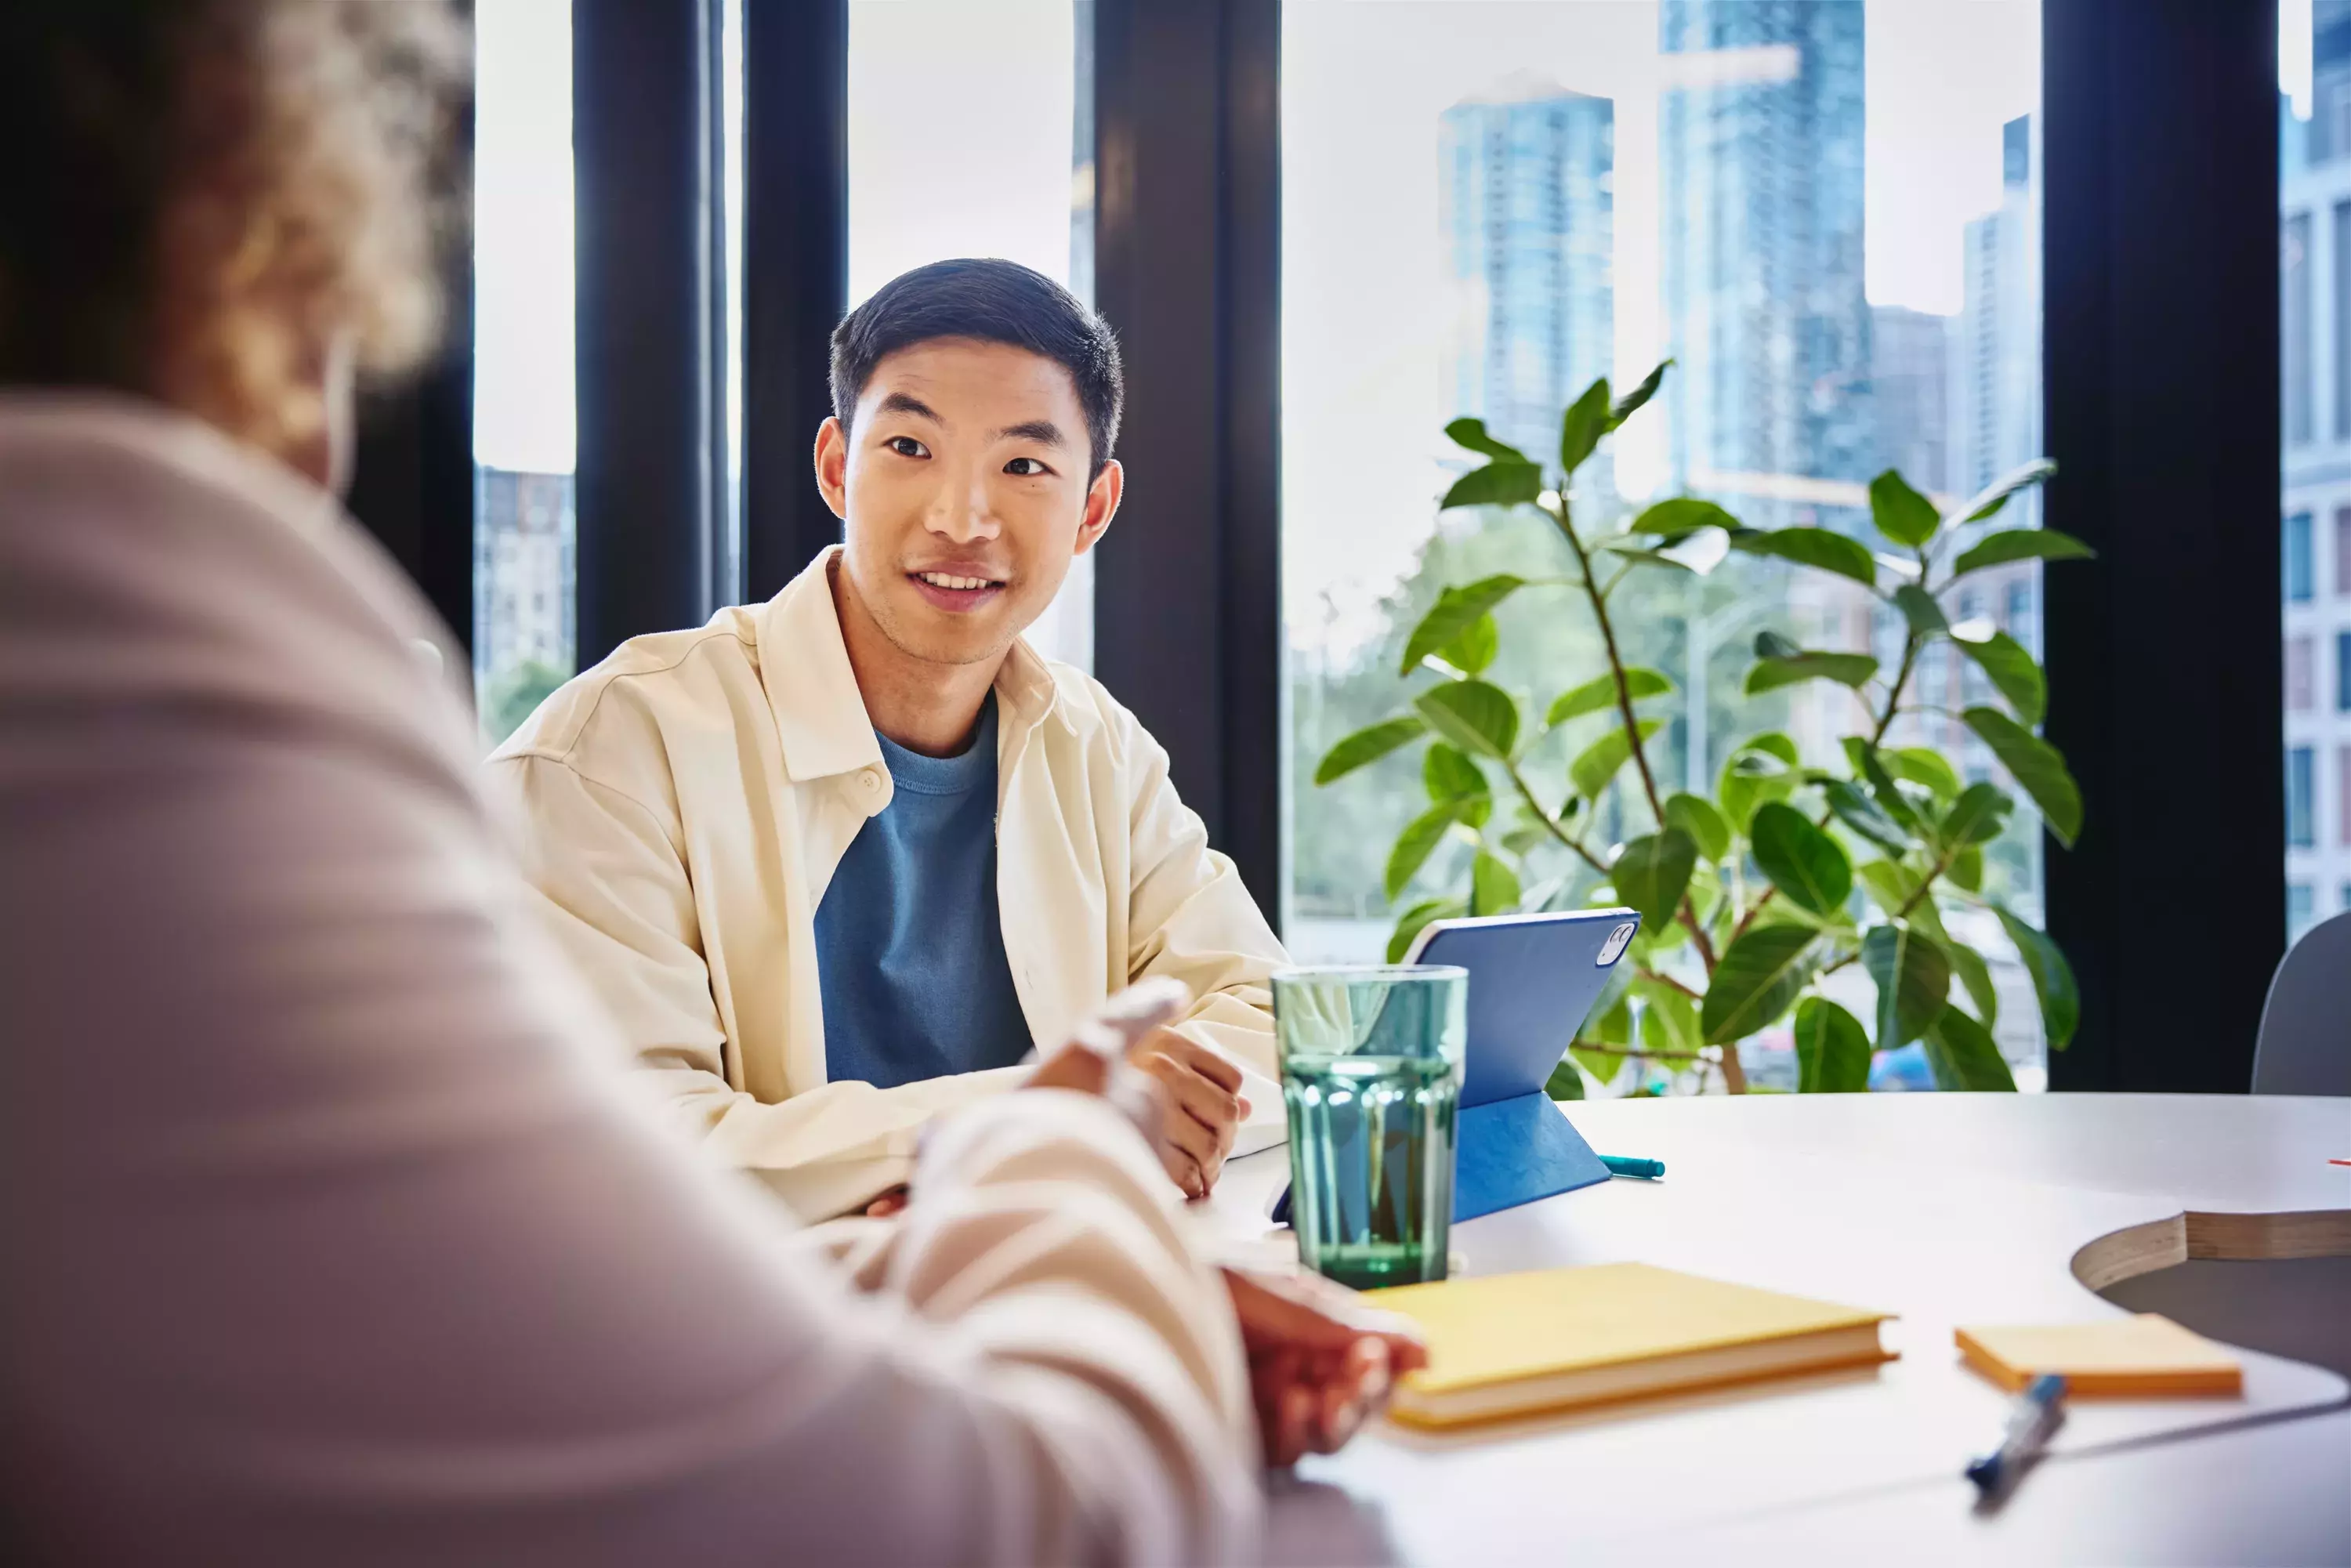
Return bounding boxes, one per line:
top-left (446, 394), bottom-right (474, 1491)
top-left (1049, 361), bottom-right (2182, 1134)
top-left (871, 693), bottom-right (998, 796)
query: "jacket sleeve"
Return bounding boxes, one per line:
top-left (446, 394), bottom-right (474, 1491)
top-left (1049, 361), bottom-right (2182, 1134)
top-left (487, 749), bottom-right (1023, 1220)
top-left (1112, 702), bottom-right (1292, 1152)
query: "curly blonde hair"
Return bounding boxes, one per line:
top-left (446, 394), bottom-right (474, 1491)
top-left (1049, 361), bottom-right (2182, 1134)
top-left (0, 1), bottom-right (467, 459)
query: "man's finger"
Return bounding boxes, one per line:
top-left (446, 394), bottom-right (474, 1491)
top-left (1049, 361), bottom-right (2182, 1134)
top-left (1143, 1054), bottom-right (1243, 1130)
top-left (1137, 1028), bottom-right (1244, 1094)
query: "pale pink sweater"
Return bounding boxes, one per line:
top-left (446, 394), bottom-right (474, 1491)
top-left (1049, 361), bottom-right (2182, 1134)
top-left (0, 396), bottom-right (1262, 1565)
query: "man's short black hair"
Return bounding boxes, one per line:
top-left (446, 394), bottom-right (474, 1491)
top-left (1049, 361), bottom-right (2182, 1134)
top-left (829, 258), bottom-right (1124, 478)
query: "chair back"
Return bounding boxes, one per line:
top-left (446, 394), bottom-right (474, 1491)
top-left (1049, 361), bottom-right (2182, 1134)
top-left (2252, 910), bottom-right (2351, 1095)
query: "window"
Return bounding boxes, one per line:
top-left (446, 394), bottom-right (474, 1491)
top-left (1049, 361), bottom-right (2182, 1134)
top-left (2288, 634), bottom-right (2315, 709)
top-left (2288, 744), bottom-right (2317, 847)
top-left (1281, 0), bottom-right (2049, 1074)
top-left (2338, 505), bottom-right (2351, 593)
top-left (2284, 212), bottom-right (2313, 446)
top-left (2337, 202), bottom-right (2351, 439)
top-left (473, 0), bottom-right (579, 744)
top-left (2285, 510), bottom-right (2315, 603)
top-left (846, 0), bottom-right (1093, 668)
top-left (2342, 741), bottom-right (2351, 841)
top-left (2339, 631), bottom-right (2351, 709)
top-left (2289, 881), bottom-right (2316, 941)
top-left (2342, 881), bottom-right (2351, 911)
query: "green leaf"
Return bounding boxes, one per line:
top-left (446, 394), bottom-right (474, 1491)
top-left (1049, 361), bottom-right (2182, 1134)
top-left (1951, 527), bottom-right (2095, 579)
top-left (1893, 583), bottom-right (1949, 639)
top-left (1423, 742), bottom-right (1488, 806)
top-left (1386, 896), bottom-right (1466, 964)
top-left (1547, 667), bottom-right (1674, 726)
top-left (1627, 497), bottom-right (1741, 539)
top-left (1749, 802), bottom-right (1853, 914)
top-left (1665, 791), bottom-right (1731, 861)
top-left (1847, 742), bottom-right (1922, 834)
top-left (1794, 996), bottom-right (1872, 1092)
top-left (1869, 469), bottom-right (1942, 548)
top-left (1755, 630), bottom-right (1802, 661)
top-left (1443, 417), bottom-right (1529, 464)
top-left (1923, 1005), bottom-right (2017, 1091)
top-left (1726, 527), bottom-right (1877, 587)
top-left (1440, 612), bottom-right (1499, 675)
top-left (1940, 781), bottom-right (2014, 846)
top-left (1951, 627), bottom-right (2046, 726)
top-left (1862, 923), bottom-right (1952, 1048)
top-left (1613, 828), bottom-right (1697, 932)
top-left (1887, 748), bottom-right (1962, 802)
top-left (1559, 376), bottom-right (1614, 475)
top-left (1820, 778), bottom-right (1913, 854)
top-left (1400, 574), bottom-right (1526, 675)
top-left (1568, 990), bottom-right (1633, 1088)
top-left (1719, 734), bottom-right (1802, 832)
top-left (1595, 538), bottom-right (1695, 574)
top-left (1609, 360), bottom-right (1670, 427)
top-left (1962, 707), bottom-right (2083, 846)
top-left (1314, 715), bottom-right (1427, 785)
top-left (1701, 925), bottom-right (1819, 1043)
top-left (1415, 679), bottom-right (1521, 760)
top-left (1636, 977), bottom-right (1703, 1056)
top-left (1949, 845), bottom-right (1984, 892)
top-left (1544, 1059), bottom-right (1588, 1100)
top-left (1747, 651), bottom-right (1879, 695)
top-left (1994, 904), bottom-right (2080, 1050)
top-left (1857, 860), bottom-right (1950, 944)
top-left (1441, 462), bottom-right (1544, 511)
top-left (1948, 456), bottom-right (2057, 525)
top-left (1471, 850), bottom-right (1522, 916)
top-left (1384, 802), bottom-right (1461, 901)
top-left (1570, 718), bottom-right (1665, 801)
top-left (1947, 939), bottom-right (1999, 1031)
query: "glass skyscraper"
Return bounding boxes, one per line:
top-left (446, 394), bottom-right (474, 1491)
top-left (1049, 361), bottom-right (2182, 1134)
top-left (1438, 75), bottom-right (1614, 466)
top-left (1659, 0), bottom-right (1869, 527)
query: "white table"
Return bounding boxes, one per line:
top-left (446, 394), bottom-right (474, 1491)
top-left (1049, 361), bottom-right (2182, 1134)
top-left (1203, 1093), bottom-right (2351, 1566)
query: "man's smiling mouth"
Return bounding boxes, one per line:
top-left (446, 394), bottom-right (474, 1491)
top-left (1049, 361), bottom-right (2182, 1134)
top-left (913, 570), bottom-right (1002, 591)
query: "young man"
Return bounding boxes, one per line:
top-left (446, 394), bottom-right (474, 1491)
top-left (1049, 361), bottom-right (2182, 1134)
top-left (491, 259), bottom-right (1288, 1220)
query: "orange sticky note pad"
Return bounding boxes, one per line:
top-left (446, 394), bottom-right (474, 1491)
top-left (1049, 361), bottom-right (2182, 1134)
top-left (1955, 1314), bottom-right (2244, 1397)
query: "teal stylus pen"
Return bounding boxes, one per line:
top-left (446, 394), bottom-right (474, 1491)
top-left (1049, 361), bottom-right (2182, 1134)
top-left (1600, 1155), bottom-right (1665, 1179)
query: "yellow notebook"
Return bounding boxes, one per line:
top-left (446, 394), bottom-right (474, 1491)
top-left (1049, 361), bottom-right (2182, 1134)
top-left (1955, 1315), bottom-right (2244, 1397)
top-left (1369, 1262), bottom-right (1895, 1429)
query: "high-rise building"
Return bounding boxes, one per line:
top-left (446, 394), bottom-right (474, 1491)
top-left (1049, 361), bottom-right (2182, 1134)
top-left (1951, 115), bottom-right (2041, 505)
top-left (473, 467), bottom-right (576, 738)
top-left (1438, 74), bottom-right (1614, 465)
top-left (1871, 304), bottom-right (1950, 495)
top-left (1658, 0), bottom-right (1869, 527)
top-left (2282, 3), bottom-right (2351, 940)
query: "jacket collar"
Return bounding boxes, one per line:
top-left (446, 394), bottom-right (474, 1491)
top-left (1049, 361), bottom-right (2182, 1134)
top-left (752, 547), bottom-right (1074, 784)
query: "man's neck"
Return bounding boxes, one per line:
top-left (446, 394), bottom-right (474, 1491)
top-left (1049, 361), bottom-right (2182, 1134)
top-left (829, 559), bottom-right (1003, 758)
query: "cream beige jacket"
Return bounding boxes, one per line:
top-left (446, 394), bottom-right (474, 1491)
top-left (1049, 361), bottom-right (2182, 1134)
top-left (1, 397), bottom-right (1262, 1563)
top-left (487, 550), bottom-right (1290, 1220)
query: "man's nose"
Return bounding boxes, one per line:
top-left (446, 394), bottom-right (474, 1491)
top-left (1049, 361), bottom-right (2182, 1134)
top-left (924, 463), bottom-right (1002, 545)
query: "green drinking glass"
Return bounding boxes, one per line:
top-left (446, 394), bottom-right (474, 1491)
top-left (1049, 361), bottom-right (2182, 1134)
top-left (1272, 964), bottom-right (1467, 1290)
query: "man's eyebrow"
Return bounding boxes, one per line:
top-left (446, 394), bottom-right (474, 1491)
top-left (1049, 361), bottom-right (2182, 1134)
top-left (875, 391), bottom-right (942, 422)
top-left (995, 418), bottom-right (1068, 447)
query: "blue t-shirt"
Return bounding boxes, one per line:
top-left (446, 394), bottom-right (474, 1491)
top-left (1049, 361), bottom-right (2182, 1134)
top-left (813, 693), bottom-right (1036, 1088)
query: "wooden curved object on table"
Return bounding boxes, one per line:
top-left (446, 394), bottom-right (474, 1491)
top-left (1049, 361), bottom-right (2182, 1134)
top-left (2070, 1207), bottom-right (2351, 1292)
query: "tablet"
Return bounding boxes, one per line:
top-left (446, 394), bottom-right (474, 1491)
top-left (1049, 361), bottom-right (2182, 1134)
top-left (1403, 907), bottom-right (1641, 1107)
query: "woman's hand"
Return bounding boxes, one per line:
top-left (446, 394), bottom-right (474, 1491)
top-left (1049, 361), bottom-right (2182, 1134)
top-left (1222, 1267), bottom-right (1429, 1467)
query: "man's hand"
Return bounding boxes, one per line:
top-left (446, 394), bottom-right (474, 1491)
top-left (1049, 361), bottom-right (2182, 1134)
top-left (1129, 1028), bottom-right (1250, 1199)
top-left (1223, 1267), bottom-right (1429, 1467)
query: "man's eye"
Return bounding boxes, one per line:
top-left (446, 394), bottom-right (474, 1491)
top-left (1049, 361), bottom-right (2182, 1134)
top-left (886, 436), bottom-right (928, 458)
top-left (1004, 457), bottom-right (1051, 476)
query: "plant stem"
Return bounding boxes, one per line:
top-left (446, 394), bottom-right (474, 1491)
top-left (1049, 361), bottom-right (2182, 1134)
top-left (1546, 493), bottom-right (1719, 973)
top-left (1502, 759), bottom-right (1612, 878)
top-left (1570, 1039), bottom-right (1707, 1063)
top-left (1635, 967), bottom-right (1701, 1001)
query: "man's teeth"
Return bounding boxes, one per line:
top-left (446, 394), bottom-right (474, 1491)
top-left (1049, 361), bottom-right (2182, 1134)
top-left (917, 572), bottom-right (995, 591)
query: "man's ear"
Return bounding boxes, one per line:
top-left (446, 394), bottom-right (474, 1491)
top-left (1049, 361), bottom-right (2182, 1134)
top-left (813, 417), bottom-right (850, 520)
top-left (1073, 458), bottom-right (1124, 558)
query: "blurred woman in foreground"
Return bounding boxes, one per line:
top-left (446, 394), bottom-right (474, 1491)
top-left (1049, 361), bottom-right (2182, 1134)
top-left (0, 5), bottom-right (1413, 1562)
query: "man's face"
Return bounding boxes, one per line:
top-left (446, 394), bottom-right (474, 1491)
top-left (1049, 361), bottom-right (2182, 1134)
top-left (817, 337), bottom-right (1121, 669)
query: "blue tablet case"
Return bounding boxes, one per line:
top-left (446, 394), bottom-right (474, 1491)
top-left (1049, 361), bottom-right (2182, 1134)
top-left (1273, 909), bottom-right (1639, 1226)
